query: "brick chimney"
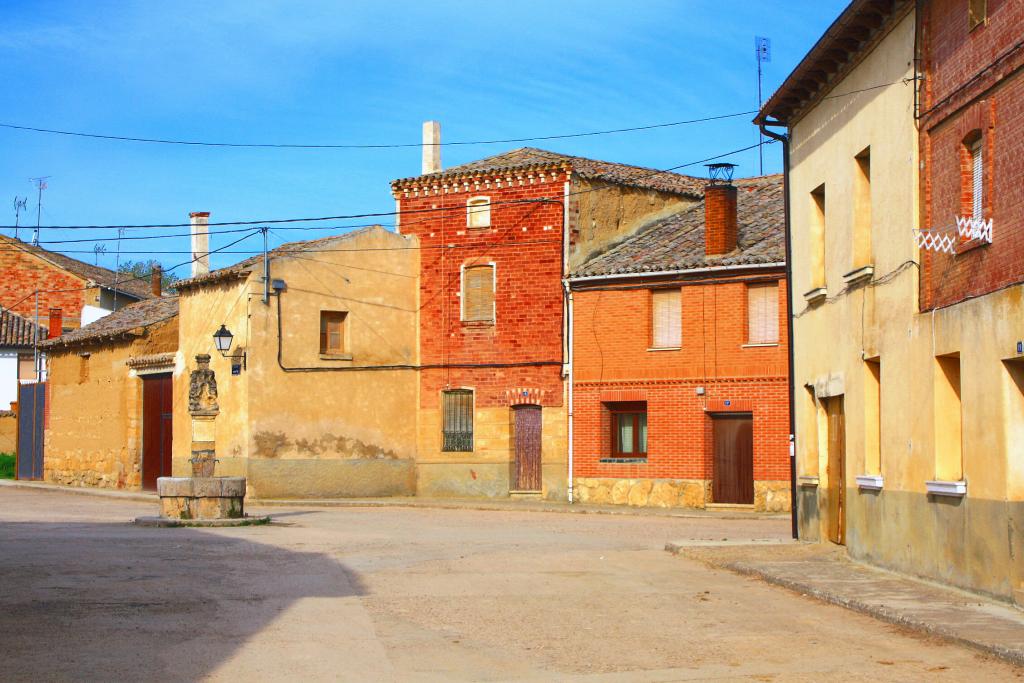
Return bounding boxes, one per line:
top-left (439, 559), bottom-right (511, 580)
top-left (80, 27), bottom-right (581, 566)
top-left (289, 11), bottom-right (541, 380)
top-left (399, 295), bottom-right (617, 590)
top-left (190, 212), bottom-right (210, 277)
top-left (704, 163), bottom-right (739, 256)
top-left (422, 121), bottom-right (441, 175)
top-left (47, 308), bottom-right (62, 339)
top-left (151, 264), bottom-right (163, 297)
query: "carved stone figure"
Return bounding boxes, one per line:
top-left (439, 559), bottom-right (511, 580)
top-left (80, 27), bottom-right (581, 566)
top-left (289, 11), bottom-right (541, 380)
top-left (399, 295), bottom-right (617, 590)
top-left (188, 354), bottom-right (219, 414)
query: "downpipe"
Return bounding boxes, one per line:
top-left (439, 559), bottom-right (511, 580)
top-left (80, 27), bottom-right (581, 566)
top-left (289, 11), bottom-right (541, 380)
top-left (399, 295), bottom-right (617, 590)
top-left (563, 279), bottom-right (575, 504)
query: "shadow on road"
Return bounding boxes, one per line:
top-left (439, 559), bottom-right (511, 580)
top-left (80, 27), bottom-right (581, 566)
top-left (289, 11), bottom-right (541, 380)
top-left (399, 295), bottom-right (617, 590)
top-left (0, 520), bottom-right (363, 681)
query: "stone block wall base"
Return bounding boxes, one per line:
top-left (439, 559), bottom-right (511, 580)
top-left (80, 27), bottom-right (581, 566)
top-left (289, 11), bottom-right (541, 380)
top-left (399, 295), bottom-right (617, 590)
top-left (157, 476), bottom-right (246, 520)
top-left (573, 477), bottom-right (791, 512)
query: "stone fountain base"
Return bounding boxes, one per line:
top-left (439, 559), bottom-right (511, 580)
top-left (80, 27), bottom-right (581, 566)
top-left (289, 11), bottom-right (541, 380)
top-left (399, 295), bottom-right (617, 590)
top-left (133, 476), bottom-right (269, 527)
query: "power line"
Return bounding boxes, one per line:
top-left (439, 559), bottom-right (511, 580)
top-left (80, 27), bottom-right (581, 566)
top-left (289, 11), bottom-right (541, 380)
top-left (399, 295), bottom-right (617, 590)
top-left (0, 111), bottom-right (759, 149)
top-left (0, 139), bottom-right (775, 233)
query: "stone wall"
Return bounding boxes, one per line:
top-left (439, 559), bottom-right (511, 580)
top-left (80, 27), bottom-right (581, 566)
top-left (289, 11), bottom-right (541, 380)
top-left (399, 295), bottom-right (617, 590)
top-left (574, 477), bottom-right (790, 512)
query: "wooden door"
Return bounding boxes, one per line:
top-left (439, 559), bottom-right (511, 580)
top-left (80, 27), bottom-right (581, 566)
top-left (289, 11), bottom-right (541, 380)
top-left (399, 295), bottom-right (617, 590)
top-left (712, 414), bottom-right (754, 504)
top-left (826, 396), bottom-right (846, 545)
top-left (142, 374), bottom-right (173, 491)
top-left (512, 405), bottom-right (542, 492)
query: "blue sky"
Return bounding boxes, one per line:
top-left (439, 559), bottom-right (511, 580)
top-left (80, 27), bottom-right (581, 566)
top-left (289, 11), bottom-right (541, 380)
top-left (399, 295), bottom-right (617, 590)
top-left (0, 0), bottom-right (845, 275)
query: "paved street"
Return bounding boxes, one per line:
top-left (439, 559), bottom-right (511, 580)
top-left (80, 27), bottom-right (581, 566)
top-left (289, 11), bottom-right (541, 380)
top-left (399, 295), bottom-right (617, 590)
top-left (0, 488), bottom-right (1019, 682)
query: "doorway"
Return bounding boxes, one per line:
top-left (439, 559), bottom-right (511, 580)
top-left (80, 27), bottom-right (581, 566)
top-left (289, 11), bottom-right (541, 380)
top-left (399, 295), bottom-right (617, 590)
top-left (825, 396), bottom-right (846, 545)
top-left (512, 405), bottom-right (542, 492)
top-left (141, 373), bottom-right (173, 491)
top-left (712, 413), bottom-right (754, 504)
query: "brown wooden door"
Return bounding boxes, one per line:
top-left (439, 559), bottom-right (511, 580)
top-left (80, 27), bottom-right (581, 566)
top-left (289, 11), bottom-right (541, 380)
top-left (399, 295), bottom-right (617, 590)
top-left (142, 374), bottom-right (173, 491)
top-left (826, 396), bottom-right (846, 545)
top-left (512, 405), bottom-right (542, 492)
top-left (712, 414), bottom-right (754, 504)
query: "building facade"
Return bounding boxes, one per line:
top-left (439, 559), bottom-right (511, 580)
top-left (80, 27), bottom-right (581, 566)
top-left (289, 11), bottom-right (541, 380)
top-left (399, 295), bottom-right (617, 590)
top-left (758, 0), bottom-right (1024, 604)
top-left (569, 174), bottom-right (790, 511)
top-left (392, 146), bottom-right (704, 500)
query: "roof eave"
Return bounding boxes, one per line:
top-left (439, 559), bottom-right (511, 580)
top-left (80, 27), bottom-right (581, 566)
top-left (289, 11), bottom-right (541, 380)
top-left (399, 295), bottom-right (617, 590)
top-left (567, 261), bottom-right (787, 284)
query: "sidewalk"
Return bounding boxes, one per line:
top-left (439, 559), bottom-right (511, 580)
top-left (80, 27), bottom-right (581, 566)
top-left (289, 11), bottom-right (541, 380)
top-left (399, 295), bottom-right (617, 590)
top-left (666, 541), bottom-right (1024, 667)
top-left (0, 478), bottom-right (787, 520)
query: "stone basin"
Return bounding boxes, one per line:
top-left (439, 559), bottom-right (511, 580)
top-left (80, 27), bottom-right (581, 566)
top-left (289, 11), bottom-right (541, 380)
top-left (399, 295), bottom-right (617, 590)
top-left (156, 476), bottom-right (247, 520)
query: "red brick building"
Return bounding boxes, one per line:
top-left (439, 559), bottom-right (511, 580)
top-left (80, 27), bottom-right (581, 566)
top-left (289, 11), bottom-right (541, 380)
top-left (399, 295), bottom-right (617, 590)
top-left (919, 0), bottom-right (1024, 309)
top-left (391, 145), bottom-right (704, 499)
top-left (568, 173), bottom-right (791, 511)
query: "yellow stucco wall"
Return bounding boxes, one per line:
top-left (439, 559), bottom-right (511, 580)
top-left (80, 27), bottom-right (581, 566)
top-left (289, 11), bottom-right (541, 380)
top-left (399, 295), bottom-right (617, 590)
top-left (44, 317), bottom-right (178, 489)
top-left (0, 413), bottom-right (16, 453)
top-left (174, 227), bottom-right (420, 498)
top-left (789, 9), bottom-right (1024, 602)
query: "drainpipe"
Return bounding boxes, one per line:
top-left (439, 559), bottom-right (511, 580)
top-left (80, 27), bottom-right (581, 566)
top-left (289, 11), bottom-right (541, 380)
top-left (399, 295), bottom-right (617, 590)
top-left (760, 119), bottom-right (798, 540)
top-left (563, 279), bottom-right (575, 503)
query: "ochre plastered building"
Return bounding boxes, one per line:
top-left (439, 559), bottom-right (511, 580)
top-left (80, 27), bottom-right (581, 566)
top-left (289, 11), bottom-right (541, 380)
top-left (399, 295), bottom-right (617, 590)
top-left (758, 0), bottom-right (1024, 603)
top-left (172, 226), bottom-right (420, 499)
top-left (569, 174), bottom-right (790, 511)
top-left (392, 146), bottom-right (705, 500)
top-left (39, 295), bottom-right (179, 490)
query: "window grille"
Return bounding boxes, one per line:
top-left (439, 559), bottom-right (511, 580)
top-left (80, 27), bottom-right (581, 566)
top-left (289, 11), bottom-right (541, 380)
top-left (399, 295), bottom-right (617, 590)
top-left (442, 389), bottom-right (474, 452)
top-left (651, 289), bottom-right (681, 348)
top-left (971, 138), bottom-right (983, 220)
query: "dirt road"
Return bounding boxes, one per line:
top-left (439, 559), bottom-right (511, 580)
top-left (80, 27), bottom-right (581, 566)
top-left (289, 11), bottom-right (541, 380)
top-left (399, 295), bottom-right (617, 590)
top-left (0, 488), bottom-right (1018, 681)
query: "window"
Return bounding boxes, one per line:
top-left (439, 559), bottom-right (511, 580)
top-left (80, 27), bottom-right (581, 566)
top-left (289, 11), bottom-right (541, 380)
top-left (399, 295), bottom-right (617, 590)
top-left (319, 311), bottom-right (348, 355)
top-left (747, 283), bottom-right (779, 344)
top-left (934, 354), bottom-right (963, 481)
top-left (970, 137), bottom-right (983, 219)
top-left (462, 264), bottom-right (495, 323)
top-left (853, 147), bottom-right (872, 266)
top-left (442, 389), bottom-right (473, 452)
top-left (651, 289), bottom-right (681, 348)
top-left (969, 0), bottom-right (987, 30)
top-left (467, 197), bottom-right (491, 228)
top-left (17, 354), bottom-right (37, 382)
top-left (864, 358), bottom-right (881, 475)
top-left (608, 402), bottom-right (647, 458)
top-left (809, 184), bottom-right (826, 289)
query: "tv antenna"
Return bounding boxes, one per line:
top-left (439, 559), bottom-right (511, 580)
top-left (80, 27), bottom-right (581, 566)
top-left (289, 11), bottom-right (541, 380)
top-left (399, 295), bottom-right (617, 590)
top-left (92, 242), bottom-right (107, 265)
top-left (29, 176), bottom-right (50, 246)
top-left (12, 196), bottom-right (28, 239)
top-left (755, 36), bottom-right (771, 175)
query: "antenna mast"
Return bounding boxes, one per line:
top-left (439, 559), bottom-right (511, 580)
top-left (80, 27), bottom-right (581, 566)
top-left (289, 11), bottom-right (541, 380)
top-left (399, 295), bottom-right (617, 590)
top-left (755, 36), bottom-right (771, 175)
top-left (29, 176), bottom-right (50, 246)
top-left (12, 196), bottom-right (28, 240)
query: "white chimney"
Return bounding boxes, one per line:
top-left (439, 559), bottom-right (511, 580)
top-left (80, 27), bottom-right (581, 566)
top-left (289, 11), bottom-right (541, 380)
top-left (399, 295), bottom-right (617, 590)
top-left (422, 120), bottom-right (441, 175)
top-left (190, 211), bottom-right (210, 277)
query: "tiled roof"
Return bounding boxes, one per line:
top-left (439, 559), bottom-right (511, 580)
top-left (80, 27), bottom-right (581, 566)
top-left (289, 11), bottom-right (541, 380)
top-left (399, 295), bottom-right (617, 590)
top-left (0, 235), bottom-right (153, 300)
top-left (571, 174), bottom-right (785, 278)
top-left (38, 296), bottom-right (178, 350)
top-left (0, 308), bottom-right (46, 347)
top-left (391, 147), bottom-right (705, 198)
top-left (175, 225), bottom-right (391, 291)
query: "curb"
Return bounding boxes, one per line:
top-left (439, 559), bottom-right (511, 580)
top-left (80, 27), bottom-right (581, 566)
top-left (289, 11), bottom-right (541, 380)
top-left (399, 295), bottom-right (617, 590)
top-left (0, 479), bottom-right (156, 502)
top-left (668, 547), bottom-right (1024, 668)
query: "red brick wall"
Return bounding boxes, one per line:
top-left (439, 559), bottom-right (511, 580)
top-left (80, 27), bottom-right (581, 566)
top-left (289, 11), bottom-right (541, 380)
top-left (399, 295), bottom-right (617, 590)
top-left (572, 273), bottom-right (790, 481)
top-left (0, 245), bottom-right (86, 326)
top-left (396, 173), bottom-right (567, 409)
top-left (920, 0), bottom-right (1024, 310)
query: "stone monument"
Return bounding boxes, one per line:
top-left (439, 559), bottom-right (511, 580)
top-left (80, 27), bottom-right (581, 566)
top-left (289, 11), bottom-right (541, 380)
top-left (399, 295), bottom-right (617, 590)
top-left (136, 354), bottom-right (267, 526)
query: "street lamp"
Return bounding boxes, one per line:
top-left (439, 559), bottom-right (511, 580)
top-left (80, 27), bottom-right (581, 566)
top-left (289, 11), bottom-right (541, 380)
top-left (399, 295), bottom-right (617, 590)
top-left (213, 325), bottom-right (233, 353)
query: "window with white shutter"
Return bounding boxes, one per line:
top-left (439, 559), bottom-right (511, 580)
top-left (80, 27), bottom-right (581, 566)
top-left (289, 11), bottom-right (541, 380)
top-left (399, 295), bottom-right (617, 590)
top-left (462, 264), bottom-right (495, 323)
top-left (970, 138), bottom-right (983, 219)
top-left (747, 283), bottom-right (779, 344)
top-left (651, 289), bottom-right (681, 349)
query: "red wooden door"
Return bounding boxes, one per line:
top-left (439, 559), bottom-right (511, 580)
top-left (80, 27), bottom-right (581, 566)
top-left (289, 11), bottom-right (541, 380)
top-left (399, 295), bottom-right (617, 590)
top-left (142, 374), bottom-right (173, 491)
top-left (712, 414), bottom-right (754, 504)
top-left (513, 405), bottom-right (542, 492)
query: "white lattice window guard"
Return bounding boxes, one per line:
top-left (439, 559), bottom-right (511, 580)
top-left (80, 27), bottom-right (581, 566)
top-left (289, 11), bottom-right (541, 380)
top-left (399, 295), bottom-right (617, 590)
top-left (914, 217), bottom-right (993, 255)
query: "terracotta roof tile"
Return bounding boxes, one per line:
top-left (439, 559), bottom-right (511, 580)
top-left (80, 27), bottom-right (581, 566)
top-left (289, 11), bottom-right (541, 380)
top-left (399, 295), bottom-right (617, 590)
top-left (39, 297), bottom-right (178, 350)
top-left (572, 175), bottom-right (785, 278)
top-left (391, 147), bottom-right (705, 197)
top-left (0, 235), bottom-right (153, 300)
top-left (0, 309), bottom-right (46, 347)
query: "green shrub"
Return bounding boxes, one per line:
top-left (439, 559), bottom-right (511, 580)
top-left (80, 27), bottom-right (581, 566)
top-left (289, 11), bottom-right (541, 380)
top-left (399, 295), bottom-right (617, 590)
top-left (0, 453), bottom-right (15, 479)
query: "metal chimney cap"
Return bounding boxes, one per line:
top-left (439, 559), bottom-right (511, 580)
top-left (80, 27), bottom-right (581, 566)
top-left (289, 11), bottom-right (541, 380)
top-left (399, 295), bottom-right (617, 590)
top-left (705, 163), bottom-right (738, 185)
